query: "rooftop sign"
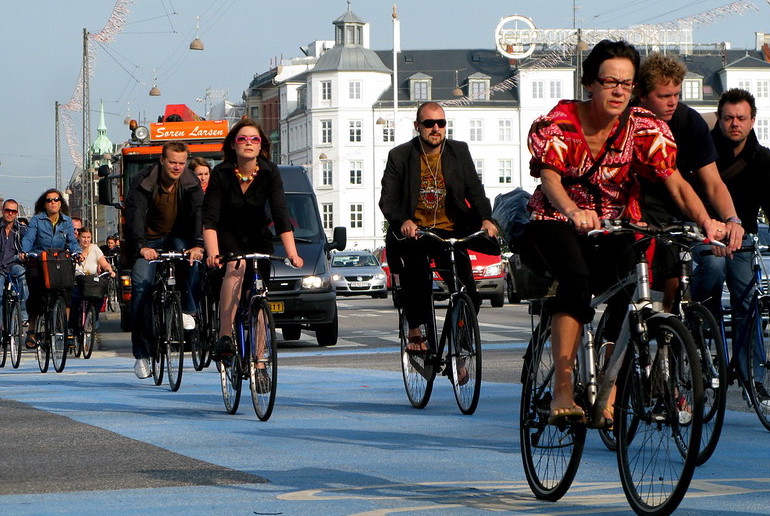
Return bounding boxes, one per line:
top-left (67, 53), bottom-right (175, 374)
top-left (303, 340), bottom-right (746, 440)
top-left (149, 120), bottom-right (229, 141)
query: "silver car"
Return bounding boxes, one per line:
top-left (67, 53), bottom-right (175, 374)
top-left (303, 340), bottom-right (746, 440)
top-left (331, 251), bottom-right (388, 298)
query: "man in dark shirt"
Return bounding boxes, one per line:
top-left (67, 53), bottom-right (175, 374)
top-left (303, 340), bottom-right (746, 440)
top-left (124, 141), bottom-right (204, 379)
top-left (0, 199), bottom-right (28, 324)
top-left (692, 89), bottom-right (770, 403)
top-left (636, 53), bottom-right (742, 310)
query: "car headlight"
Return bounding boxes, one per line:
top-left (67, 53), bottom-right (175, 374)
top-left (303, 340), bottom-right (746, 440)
top-left (375, 273), bottom-right (386, 280)
top-left (331, 273), bottom-right (342, 281)
top-left (302, 275), bottom-right (328, 289)
top-left (485, 264), bottom-right (502, 277)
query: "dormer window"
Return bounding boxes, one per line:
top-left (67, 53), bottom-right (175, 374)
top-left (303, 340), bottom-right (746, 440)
top-left (468, 73), bottom-right (491, 101)
top-left (409, 73), bottom-right (432, 101)
top-left (682, 78), bottom-right (702, 101)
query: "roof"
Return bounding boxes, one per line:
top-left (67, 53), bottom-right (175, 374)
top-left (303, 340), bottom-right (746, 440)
top-left (313, 45), bottom-right (390, 73)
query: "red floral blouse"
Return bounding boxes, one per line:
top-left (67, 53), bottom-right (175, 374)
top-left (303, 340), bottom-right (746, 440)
top-left (527, 100), bottom-right (677, 222)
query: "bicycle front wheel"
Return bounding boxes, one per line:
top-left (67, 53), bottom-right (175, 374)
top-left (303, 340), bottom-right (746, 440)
top-left (249, 298), bottom-right (277, 421)
top-left (520, 308), bottom-right (585, 501)
top-left (35, 317), bottom-right (49, 373)
top-left (8, 298), bottom-right (22, 369)
top-left (165, 295), bottom-right (184, 392)
top-left (81, 304), bottom-right (97, 359)
top-left (748, 295), bottom-right (770, 431)
top-left (399, 290), bottom-right (436, 409)
top-left (192, 291), bottom-right (214, 371)
top-left (106, 277), bottom-right (118, 312)
top-left (50, 297), bottom-right (68, 373)
top-left (617, 316), bottom-right (703, 516)
top-left (449, 293), bottom-right (481, 415)
top-left (683, 303), bottom-right (727, 464)
top-left (219, 352), bottom-right (242, 414)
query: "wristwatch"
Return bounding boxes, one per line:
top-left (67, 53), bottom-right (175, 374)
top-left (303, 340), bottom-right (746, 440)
top-left (725, 216), bottom-right (742, 225)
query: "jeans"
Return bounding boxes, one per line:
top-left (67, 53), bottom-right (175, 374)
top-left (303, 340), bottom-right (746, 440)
top-left (691, 234), bottom-right (759, 381)
top-left (0, 263), bottom-right (29, 322)
top-left (130, 237), bottom-right (199, 360)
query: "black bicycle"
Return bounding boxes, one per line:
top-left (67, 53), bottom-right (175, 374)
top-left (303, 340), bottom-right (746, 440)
top-left (0, 269), bottom-right (24, 369)
top-left (398, 229), bottom-right (485, 415)
top-left (104, 254), bottom-right (120, 312)
top-left (191, 266), bottom-right (220, 371)
top-left (72, 272), bottom-right (111, 360)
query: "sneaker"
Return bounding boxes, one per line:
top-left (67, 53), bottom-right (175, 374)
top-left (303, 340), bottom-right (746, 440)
top-left (134, 358), bottom-right (151, 379)
top-left (755, 382), bottom-right (770, 408)
top-left (182, 313), bottom-right (196, 331)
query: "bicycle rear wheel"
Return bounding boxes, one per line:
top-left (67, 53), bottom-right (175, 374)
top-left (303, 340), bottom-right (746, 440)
top-left (520, 308), bottom-right (585, 501)
top-left (81, 304), bottom-right (97, 359)
top-left (151, 292), bottom-right (165, 385)
top-left (399, 289), bottom-right (436, 409)
top-left (449, 293), bottom-right (482, 415)
top-left (165, 294), bottom-right (184, 392)
top-left (0, 295), bottom-right (9, 368)
top-left (8, 298), bottom-right (22, 369)
top-left (106, 277), bottom-right (118, 312)
top-left (249, 298), bottom-right (277, 421)
top-left (192, 291), bottom-right (214, 371)
top-left (594, 308), bottom-right (618, 451)
top-left (616, 316), bottom-right (703, 516)
top-left (748, 295), bottom-right (770, 431)
top-left (35, 317), bottom-right (49, 373)
top-left (219, 352), bottom-right (242, 415)
top-left (683, 303), bottom-right (727, 464)
top-left (50, 297), bottom-right (68, 373)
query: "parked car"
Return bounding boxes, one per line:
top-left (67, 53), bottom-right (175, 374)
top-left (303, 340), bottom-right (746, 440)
top-left (433, 250), bottom-right (506, 307)
top-left (331, 251), bottom-right (388, 298)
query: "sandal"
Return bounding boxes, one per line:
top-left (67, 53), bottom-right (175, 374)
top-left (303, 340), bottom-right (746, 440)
top-left (548, 404), bottom-right (586, 425)
top-left (25, 332), bottom-right (38, 350)
top-left (405, 335), bottom-right (428, 355)
top-left (601, 405), bottom-right (614, 430)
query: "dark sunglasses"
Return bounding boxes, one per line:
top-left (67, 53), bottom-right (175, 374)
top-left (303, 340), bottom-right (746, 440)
top-left (418, 119), bottom-right (447, 129)
top-left (45, 197), bottom-right (61, 203)
top-left (3, 209), bottom-right (18, 214)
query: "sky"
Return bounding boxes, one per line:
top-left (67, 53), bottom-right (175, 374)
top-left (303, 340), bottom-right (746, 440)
top-left (0, 0), bottom-right (768, 212)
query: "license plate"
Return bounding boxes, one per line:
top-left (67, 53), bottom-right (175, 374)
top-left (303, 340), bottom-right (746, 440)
top-left (350, 281), bottom-right (368, 288)
top-left (268, 301), bottom-right (284, 313)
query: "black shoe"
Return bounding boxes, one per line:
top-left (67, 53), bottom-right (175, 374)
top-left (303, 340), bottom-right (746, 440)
top-left (212, 335), bottom-right (235, 361)
top-left (755, 382), bottom-right (770, 407)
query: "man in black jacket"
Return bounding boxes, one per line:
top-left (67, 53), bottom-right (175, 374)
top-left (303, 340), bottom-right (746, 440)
top-left (124, 141), bottom-right (204, 378)
top-left (379, 102), bottom-right (498, 355)
top-left (692, 89), bottom-right (770, 404)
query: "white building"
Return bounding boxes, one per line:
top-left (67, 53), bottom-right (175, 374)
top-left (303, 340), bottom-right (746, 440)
top-left (245, 8), bottom-right (770, 250)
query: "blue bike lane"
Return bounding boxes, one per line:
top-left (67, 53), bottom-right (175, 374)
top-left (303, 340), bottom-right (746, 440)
top-left (1, 351), bottom-right (770, 515)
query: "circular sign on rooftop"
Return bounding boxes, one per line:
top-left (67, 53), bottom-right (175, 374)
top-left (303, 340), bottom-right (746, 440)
top-left (495, 15), bottom-right (537, 59)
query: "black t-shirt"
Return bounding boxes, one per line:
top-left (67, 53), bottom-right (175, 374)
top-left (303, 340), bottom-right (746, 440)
top-left (640, 103), bottom-right (718, 225)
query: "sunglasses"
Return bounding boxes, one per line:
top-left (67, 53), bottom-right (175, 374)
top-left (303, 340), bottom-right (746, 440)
top-left (3, 209), bottom-right (18, 214)
top-left (235, 135), bottom-right (261, 145)
top-left (418, 119), bottom-right (447, 129)
top-left (45, 197), bottom-right (61, 203)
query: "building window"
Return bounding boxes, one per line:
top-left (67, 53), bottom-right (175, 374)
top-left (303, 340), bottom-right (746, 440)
top-left (412, 80), bottom-right (429, 101)
top-left (349, 80), bottom-right (361, 100)
top-left (349, 160), bottom-right (363, 185)
top-left (381, 120), bottom-right (394, 142)
top-left (549, 80), bottom-right (562, 99)
top-left (322, 203), bottom-right (334, 230)
top-left (250, 106), bottom-right (259, 119)
top-left (470, 119), bottom-right (483, 142)
top-left (321, 119), bottom-right (332, 144)
top-left (738, 80), bottom-right (752, 92)
top-left (498, 159), bottom-right (513, 184)
top-left (446, 120), bottom-right (454, 140)
top-left (682, 79), bottom-right (702, 101)
top-left (532, 81), bottom-right (544, 99)
top-left (470, 80), bottom-right (488, 101)
top-left (498, 119), bottom-right (512, 142)
top-left (321, 161), bottom-right (333, 187)
top-left (321, 80), bottom-right (332, 101)
top-left (348, 120), bottom-right (362, 142)
top-left (757, 118), bottom-right (770, 143)
top-left (474, 159), bottom-right (484, 182)
top-left (350, 204), bottom-right (363, 229)
top-left (757, 80), bottom-right (770, 98)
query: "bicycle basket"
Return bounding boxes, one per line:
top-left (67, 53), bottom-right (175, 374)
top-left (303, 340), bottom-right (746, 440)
top-left (76, 274), bottom-right (107, 299)
top-left (39, 249), bottom-right (74, 290)
top-left (510, 252), bottom-right (556, 300)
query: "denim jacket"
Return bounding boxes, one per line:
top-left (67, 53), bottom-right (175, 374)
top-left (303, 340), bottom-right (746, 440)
top-left (21, 212), bottom-right (82, 255)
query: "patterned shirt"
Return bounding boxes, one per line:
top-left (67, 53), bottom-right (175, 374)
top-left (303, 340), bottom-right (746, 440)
top-left (414, 152), bottom-right (453, 230)
top-left (527, 100), bottom-right (678, 222)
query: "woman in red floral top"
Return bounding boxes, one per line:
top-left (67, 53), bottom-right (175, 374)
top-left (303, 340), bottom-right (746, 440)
top-left (524, 40), bottom-right (724, 426)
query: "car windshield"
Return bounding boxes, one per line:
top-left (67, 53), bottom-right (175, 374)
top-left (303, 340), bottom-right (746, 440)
top-left (332, 255), bottom-right (378, 268)
top-left (266, 193), bottom-right (324, 241)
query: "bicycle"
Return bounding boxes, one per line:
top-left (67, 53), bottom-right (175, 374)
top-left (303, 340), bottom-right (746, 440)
top-left (521, 220), bottom-right (706, 516)
top-left (0, 269), bottom-right (24, 369)
top-left (149, 251), bottom-right (193, 392)
top-left (398, 229), bottom-right (485, 415)
top-left (191, 265), bottom-right (220, 371)
top-left (217, 252), bottom-right (285, 421)
top-left (72, 271), bottom-right (111, 360)
top-left (104, 254), bottom-right (120, 312)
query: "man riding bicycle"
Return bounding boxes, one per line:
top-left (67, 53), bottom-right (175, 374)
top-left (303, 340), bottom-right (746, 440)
top-left (379, 102), bottom-right (498, 355)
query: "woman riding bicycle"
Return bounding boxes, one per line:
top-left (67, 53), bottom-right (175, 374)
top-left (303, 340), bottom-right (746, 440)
top-left (70, 226), bottom-right (116, 325)
top-left (202, 118), bottom-right (303, 360)
top-left (20, 189), bottom-right (82, 349)
top-left (523, 40), bottom-right (724, 425)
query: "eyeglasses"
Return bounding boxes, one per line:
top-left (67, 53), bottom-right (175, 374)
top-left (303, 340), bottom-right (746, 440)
top-left (3, 209), bottom-right (18, 214)
top-left (235, 135), bottom-right (261, 145)
top-left (595, 77), bottom-right (635, 92)
top-left (45, 197), bottom-right (61, 203)
top-left (418, 119), bottom-right (447, 129)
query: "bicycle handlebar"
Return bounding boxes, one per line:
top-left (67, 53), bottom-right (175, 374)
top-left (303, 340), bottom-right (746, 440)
top-left (587, 219), bottom-right (725, 248)
top-left (149, 250), bottom-right (201, 264)
top-left (222, 252), bottom-right (294, 269)
top-left (415, 228), bottom-right (489, 246)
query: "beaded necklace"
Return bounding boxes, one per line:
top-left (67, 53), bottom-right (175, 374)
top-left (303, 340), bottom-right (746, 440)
top-left (234, 164), bottom-right (259, 183)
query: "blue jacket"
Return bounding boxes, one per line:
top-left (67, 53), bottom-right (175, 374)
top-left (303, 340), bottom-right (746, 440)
top-left (21, 212), bottom-right (82, 255)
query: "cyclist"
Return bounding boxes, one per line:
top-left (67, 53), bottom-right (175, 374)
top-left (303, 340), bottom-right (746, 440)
top-left (70, 226), bottom-right (116, 326)
top-left (691, 88), bottom-right (770, 404)
top-left (202, 118), bottom-right (303, 361)
top-left (124, 140), bottom-right (204, 379)
top-left (0, 199), bottom-right (29, 327)
top-left (522, 40), bottom-right (723, 425)
top-left (19, 189), bottom-right (82, 349)
top-left (379, 101), bottom-right (499, 360)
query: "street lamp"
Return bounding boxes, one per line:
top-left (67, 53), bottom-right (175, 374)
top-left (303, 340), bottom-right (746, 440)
top-left (189, 16), bottom-right (204, 50)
